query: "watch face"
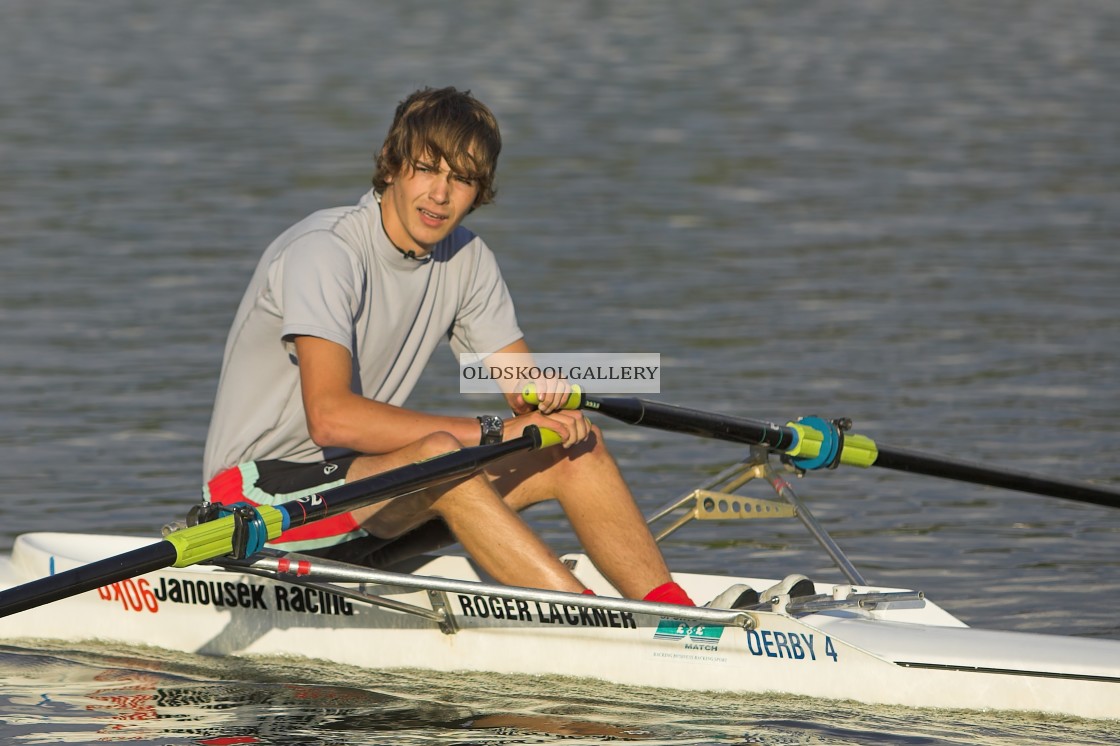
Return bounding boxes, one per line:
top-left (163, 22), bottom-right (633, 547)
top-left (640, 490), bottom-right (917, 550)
top-left (479, 415), bottom-right (503, 444)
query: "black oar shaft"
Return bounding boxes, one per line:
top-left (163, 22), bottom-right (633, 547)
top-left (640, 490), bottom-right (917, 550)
top-left (0, 542), bottom-right (179, 618)
top-left (581, 396), bottom-right (799, 451)
top-left (542, 389), bottom-right (1120, 509)
top-left (873, 445), bottom-right (1120, 509)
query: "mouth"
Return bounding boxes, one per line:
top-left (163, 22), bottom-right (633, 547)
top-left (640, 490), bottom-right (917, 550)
top-left (418, 207), bottom-right (447, 227)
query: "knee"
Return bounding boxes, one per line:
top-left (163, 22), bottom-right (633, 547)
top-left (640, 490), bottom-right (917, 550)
top-left (588, 423), bottom-right (607, 448)
top-left (416, 431), bottom-right (466, 459)
top-left (549, 423), bottom-right (614, 472)
top-left (580, 423), bottom-right (611, 459)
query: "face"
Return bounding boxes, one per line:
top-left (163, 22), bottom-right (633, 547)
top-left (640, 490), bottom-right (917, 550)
top-left (379, 157), bottom-right (480, 256)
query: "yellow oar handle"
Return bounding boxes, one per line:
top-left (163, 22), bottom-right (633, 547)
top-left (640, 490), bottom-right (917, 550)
top-left (535, 426), bottom-right (565, 448)
top-left (521, 383), bottom-right (584, 410)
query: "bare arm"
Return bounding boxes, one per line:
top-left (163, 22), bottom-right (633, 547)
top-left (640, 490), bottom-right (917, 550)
top-left (295, 335), bottom-right (480, 453)
top-left (295, 335), bottom-right (582, 453)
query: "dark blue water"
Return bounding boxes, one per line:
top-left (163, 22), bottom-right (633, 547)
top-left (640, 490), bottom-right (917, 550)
top-left (1, 1), bottom-right (1118, 742)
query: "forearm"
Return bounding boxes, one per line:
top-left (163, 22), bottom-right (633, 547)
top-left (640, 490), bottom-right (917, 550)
top-left (294, 335), bottom-right (487, 453)
top-left (294, 335), bottom-right (564, 455)
top-left (305, 391), bottom-right (483, 454)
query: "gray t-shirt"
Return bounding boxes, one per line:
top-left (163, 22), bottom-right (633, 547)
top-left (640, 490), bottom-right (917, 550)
top-left (203, 190), bottom-right (522, 479)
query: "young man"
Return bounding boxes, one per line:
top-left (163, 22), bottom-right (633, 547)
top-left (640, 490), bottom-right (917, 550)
top-left (202, 87), bottom-right (694, 605)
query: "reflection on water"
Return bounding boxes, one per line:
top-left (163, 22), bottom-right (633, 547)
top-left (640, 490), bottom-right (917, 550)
top-left (3, 642), bottom-right (1118, 746)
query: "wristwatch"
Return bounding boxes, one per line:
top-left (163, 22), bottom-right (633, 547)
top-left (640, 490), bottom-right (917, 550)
top-left (477, 415), bottom-right (504, 446)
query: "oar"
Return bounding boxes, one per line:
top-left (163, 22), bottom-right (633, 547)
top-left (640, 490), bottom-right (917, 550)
top-left (525, 386), bottom-right (1120, 509)
top-left (0, 426), bottom-right (561, 618)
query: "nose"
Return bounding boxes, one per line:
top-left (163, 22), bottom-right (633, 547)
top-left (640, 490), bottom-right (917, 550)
top-left (429, 173), bottom-right (450, 204)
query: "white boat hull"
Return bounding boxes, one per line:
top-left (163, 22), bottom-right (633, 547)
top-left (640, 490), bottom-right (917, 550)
top-left (1, 532), bottom-right (1118, 720)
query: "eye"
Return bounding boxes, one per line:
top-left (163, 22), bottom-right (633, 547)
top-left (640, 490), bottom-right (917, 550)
top-left (415, 162), bottom-right (437, 173)
top-left (455, 175), bottom-right (477, 186)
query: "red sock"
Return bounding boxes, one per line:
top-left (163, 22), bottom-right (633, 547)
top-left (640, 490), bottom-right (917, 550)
top-left (642, 581), bottom-right (696, 607)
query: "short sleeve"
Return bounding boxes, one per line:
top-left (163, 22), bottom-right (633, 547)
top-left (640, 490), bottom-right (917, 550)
top-left (276, 230), bottom-right (364, 354)
top-left (448, 241), bottom-right (522, 358)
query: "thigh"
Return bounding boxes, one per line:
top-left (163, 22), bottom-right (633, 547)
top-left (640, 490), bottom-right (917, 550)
top-left (483, 430), bottom-right (601, 510)
top-left (345, 433), bottom-right (470, 538)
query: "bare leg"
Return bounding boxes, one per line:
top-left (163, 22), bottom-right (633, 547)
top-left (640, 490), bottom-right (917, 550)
top-left (344, 432), bottom-right (585, 593)
top-left (489, 426), bottom-right (674, 600)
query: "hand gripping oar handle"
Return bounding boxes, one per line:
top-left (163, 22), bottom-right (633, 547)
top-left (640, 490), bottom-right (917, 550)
top-left (523, 385), bottom-right (1120, 509)
top-left (522, 384), bottom-right (878, 469)
top-left (0, 426), bottom-right (563, 618)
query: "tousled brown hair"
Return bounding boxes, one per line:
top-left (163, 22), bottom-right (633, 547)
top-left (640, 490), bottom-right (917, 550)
top-left (373, 87), bottom-right (501, 209)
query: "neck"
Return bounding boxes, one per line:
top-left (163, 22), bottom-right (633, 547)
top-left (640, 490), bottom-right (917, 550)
top-left (377, 191), bottom-right (432, 262)
top-left (392, 243), bottom-right (428, 262)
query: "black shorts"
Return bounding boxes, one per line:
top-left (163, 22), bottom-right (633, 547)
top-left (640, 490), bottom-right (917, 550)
top-left (204, 454), bottom-right (364, 552)
top-left (251, 454), bottom-right (362, 495)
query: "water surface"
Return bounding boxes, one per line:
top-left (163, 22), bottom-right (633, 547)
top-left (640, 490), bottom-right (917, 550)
top-left (1, 1), bottom-right (1118, 743)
